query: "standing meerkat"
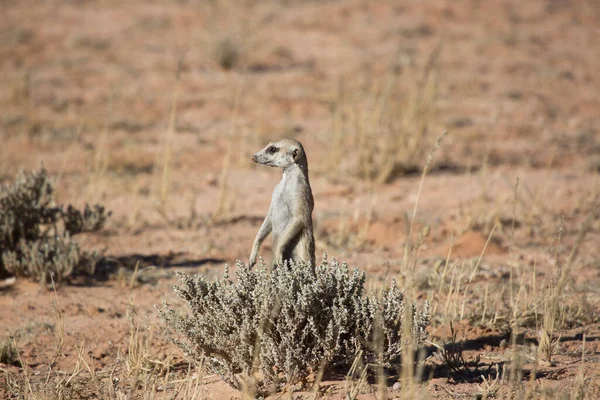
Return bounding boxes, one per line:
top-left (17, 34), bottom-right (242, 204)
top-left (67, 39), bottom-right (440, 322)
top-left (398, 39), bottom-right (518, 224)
top-left (248, 138), bottom-right (316, 269)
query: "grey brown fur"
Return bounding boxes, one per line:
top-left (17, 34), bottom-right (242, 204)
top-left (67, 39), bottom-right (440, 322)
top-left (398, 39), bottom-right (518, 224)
top-left (249, 138), bottom-right (315, 268)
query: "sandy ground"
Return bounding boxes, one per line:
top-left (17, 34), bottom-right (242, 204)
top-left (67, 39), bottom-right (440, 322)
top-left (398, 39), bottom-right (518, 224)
top-left (1, 0), bottom-right (600, 398)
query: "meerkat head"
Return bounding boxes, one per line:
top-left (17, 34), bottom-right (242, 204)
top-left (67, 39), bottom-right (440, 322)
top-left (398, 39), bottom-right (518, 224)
top-left (252, 138), bottom-right (307, 169)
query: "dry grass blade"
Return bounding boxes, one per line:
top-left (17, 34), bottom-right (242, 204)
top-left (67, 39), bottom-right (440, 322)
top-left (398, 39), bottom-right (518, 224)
top-left (213, 78), bottom-right (245, 223)
top-left (475, 363), bottom-right (505, 400)
top-left (345, 351), bottom-right (368, 400)
top-left (50, 275), bottom-right (65, 359)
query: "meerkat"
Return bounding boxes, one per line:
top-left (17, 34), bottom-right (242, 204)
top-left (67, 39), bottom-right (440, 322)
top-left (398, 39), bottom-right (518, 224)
top-left (248, 138), bottom-right (316, 269)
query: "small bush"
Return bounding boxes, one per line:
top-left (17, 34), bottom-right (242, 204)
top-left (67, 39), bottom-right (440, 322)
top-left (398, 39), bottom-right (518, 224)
top-left (0, 339), bottom-right (20, 367)
top-left (159, 256), bottom-right (430, 393)
top-left (211, 34), bottom-right (246, 70)
top-left (0, 168), bottom-right (110, 284)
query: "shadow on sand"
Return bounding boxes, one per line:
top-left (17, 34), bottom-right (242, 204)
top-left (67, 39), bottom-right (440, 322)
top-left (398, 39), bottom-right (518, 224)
top-left (71, 252), bottom-right (225, 286)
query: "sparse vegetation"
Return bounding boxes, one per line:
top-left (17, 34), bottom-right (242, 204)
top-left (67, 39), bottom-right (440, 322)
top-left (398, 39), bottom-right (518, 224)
top-left (2, 0), bottom-right (600, 398)
top-left (431, 322), bottom-right (482, 378)
top-left (539, 205), bottom-right (598, 365)
top-left (0, 168), bottom-right (110, 285)
top-left (1, 284), bottom-right (206, 400)
top-left (325, 45), bottom-right (441, 183)
top-left (159, 256), bottom-right (430, 394)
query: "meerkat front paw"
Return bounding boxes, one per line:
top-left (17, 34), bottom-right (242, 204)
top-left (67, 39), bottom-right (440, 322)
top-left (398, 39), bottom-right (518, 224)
top-left (274, 251), bottom-right (284, 266)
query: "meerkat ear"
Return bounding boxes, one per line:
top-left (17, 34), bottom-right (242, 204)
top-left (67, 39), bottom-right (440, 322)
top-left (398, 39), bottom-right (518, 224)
top-left (292, 148), bottom-right (299, 161)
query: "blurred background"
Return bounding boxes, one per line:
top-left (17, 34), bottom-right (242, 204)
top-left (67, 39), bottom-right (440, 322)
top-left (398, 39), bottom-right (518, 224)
top-left (1, 0), bottom-right (599, 267)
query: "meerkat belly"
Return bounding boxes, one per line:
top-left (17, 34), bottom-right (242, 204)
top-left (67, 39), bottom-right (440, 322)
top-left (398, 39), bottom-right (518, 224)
top-left (271, 202), bottom-right (292, 241)
top-left (270, 183), bottom-right (293, 243)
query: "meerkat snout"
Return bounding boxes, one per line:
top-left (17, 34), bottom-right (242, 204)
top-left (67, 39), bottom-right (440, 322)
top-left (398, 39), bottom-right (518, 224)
top-left (248, 138), bottom-right (315, 269)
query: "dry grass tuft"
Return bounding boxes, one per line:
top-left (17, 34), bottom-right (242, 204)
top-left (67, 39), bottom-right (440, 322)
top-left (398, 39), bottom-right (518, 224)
top-left (0, 339), bottom-right (20, 367)
top-left (325, 45), bottom-right (442, 183)
top-left (539, 201), bottom-right (598, 365)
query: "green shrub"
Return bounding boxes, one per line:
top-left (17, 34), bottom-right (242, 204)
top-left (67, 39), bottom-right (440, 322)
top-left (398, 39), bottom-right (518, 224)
top-left (0, 168), bottom-right (110, 284)
top-left (159, 256), bottom-right (430, 393)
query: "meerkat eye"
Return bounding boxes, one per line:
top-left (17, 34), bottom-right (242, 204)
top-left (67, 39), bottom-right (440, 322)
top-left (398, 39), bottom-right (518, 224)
top-left (268, 146), bottom-right (277, 154)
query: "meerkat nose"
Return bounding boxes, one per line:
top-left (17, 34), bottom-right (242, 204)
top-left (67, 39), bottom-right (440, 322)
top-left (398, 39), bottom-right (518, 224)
top-left (251, 154), bottom-right (257, 162)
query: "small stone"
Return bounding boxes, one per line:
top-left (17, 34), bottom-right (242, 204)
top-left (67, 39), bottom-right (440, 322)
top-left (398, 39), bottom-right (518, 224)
top-left (0, 277), bottom-right (16, 289)
top-left (393, 381), bottom-right (401, 391)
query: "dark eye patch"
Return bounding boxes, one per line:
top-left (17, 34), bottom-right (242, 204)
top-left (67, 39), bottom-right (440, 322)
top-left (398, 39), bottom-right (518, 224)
top-left (268, 146), bottom-right (278, 154)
